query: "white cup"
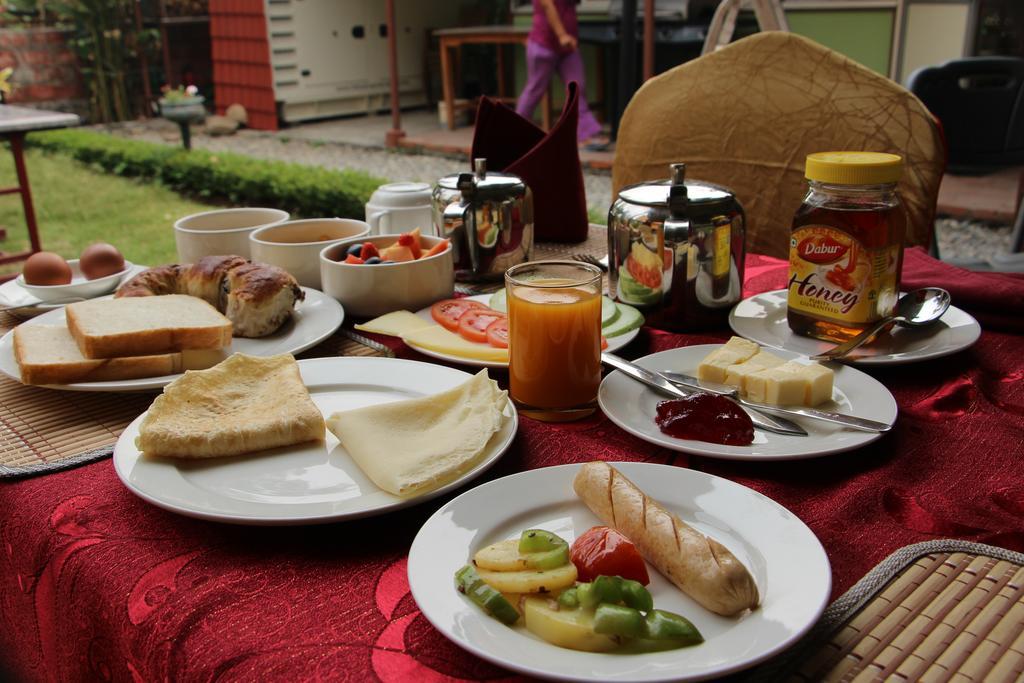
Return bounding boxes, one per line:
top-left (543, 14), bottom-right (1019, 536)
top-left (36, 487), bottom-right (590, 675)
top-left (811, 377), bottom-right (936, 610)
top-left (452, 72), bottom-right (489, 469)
top-left (250, 218), bottom-right (371, 289)
top-left (175, 208), bottom-right (289, 263)
top-left (365, 182), bottom-right (435, 236)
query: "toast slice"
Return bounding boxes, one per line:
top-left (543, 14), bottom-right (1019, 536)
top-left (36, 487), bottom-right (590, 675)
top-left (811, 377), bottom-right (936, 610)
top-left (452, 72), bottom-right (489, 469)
top-left (13, 325), bottom-right (228, 385)
top-left (135, 353), bottom-right (325, 458)
top-left (66, 294), bottom-right (233, 359)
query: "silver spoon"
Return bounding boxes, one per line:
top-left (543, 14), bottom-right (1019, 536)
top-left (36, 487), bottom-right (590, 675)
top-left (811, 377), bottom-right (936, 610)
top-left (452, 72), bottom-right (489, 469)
top-left (810, 287), bottom-right (951, 361)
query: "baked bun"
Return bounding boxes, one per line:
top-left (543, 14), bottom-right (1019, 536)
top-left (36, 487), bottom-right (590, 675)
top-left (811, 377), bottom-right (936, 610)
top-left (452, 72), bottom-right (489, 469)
top-left (116, 255), bottom-right (303, 338)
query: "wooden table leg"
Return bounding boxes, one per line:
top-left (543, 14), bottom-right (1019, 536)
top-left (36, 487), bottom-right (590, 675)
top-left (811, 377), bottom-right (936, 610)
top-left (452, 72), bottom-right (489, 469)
top-left (439, 38), bottom-right (456, 131)
top-left (9, 133), bottom-right (41, 253)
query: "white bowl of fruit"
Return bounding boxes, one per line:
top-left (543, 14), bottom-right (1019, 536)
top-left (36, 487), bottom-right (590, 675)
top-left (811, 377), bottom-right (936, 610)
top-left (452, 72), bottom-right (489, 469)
top-left (320, 229), bottom-right (454, 318)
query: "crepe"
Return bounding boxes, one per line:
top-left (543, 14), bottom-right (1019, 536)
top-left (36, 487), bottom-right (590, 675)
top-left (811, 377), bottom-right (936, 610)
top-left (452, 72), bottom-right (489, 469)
top-left (326, 370), bottom-right (507, 496)
top-left (136, 353), bottom-right (325, 458)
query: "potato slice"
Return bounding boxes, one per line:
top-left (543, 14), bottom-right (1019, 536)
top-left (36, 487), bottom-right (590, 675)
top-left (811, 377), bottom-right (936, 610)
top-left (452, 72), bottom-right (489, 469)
top-left (523, 597), bottom-right (618, 652)
top-left (474, 539), bottom-right (530, 571)
top-left (476, 563), bottom-right (578, 594)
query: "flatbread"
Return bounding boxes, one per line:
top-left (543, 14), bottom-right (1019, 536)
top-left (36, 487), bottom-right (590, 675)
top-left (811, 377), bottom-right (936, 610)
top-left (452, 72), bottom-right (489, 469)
top-left (136, 353), bottom-right (325, 458)
top-left (326, 370), bottom-right (507, 496)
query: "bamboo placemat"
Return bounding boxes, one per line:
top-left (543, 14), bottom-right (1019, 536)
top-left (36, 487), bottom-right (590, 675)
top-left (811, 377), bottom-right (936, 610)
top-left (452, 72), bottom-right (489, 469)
top-left (745, 540), bottom-right (1024, 682)
top-left (0, 314), bottom-right (391, 478)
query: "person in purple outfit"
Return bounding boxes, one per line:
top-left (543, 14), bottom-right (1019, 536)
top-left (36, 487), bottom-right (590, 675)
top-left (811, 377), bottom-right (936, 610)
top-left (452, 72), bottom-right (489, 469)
top-left (515, 0), bottom-right (606, 145)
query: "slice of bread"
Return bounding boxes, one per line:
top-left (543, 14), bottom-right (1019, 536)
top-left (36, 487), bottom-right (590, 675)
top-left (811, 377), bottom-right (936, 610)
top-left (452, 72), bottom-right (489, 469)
top-left (135, 353), bottom-right (325, 458)
top-left (66, 294), bottom-right (233, 359)
top-left (13, 325), bottom-right (229, 385)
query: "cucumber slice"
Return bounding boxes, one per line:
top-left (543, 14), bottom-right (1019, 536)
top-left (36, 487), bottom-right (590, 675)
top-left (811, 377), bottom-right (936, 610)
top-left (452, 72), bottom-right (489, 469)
top-left (601, 296), bottom-right (619, 326)
top-left (489, 289), bottom-right (507, 312)
top-left (603, 302), bottom-right (645, 338)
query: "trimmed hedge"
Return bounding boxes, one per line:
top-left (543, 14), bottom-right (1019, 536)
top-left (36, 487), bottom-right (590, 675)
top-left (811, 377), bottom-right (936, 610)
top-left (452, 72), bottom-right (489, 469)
top-left (28, 129), bottom-right (386, 219)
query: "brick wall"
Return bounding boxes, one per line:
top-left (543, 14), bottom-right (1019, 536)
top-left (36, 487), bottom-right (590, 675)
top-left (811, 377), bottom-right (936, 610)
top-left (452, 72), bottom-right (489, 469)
top-left (0, 28), bottom-right (88, 116)
top-left (209, 0), bottom-right (277, 130)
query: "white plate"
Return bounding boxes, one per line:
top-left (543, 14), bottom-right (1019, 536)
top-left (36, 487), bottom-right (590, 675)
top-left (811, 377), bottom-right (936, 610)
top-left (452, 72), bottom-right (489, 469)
top-left (408, 462), bottom-right (831, 682)
top-left (598, 345), bottom-right (896, 460)
top-left (0, 288), bottom-right (344, 391)
top-left (729, 289), bottom-right (981, 365)
top-left (0, 262), bottom-right (148, 318)
top-left (113, 357), bottom-right (517, 525)
top-left (409, 294), bottom-right (640, 368)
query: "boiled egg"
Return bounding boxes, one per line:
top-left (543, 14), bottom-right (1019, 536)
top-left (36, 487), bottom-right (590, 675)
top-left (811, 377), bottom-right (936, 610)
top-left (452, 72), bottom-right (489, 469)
top-left (79, 243), bottom-right (125, 280)
top-left (22, 252), bottom-right (72, 286)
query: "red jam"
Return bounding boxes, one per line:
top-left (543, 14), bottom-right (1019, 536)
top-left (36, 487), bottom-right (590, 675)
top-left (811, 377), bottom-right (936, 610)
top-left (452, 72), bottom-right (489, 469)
top-left (655, 394), bottom-right (754, 446)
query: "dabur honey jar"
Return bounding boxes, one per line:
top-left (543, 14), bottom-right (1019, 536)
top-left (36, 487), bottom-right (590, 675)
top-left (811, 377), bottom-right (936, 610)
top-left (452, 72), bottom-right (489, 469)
top-left (787, 152), bottom-right (905, 343)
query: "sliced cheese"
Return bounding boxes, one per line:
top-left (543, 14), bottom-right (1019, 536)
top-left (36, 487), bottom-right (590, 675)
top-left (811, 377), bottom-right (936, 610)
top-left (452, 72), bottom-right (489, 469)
top-left (724, 349), bottom-right (786, 394)
top-left (354, 310), bottom-right (435, 337)
top-left (326, 370), bottom-right (508, 496)
top-left (697, 336), bottom-right (760, 383)
top-left (745, 360), bottom-right (834, 407)
top-left (402, 325), bottom-right (509, 363)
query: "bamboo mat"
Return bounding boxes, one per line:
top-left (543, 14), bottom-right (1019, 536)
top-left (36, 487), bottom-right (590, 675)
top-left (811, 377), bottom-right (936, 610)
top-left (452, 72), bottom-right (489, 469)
top-left (0, 228), bottom-right (610, 478)
top-left (0, 312), bottom-right (392, 478)
top-left (746, 540), bottom-right (1024, 682)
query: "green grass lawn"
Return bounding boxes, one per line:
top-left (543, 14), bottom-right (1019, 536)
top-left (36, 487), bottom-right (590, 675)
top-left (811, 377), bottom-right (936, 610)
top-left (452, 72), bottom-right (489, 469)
top-left (0, 148), bottom-right (216, 277)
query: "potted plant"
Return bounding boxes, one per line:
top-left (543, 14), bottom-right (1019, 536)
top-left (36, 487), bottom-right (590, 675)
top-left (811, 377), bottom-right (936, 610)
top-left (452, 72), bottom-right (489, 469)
top-left (158, 85), bottom-right (205, 149)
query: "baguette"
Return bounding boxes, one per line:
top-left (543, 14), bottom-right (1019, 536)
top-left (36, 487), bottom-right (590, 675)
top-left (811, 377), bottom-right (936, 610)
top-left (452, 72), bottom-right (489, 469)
top-left (573, 461), bottom-right (759, 616)
top-left (66, 294), bottom-right (233, 359)
top-left (13, 325), bottom-right (229, 385)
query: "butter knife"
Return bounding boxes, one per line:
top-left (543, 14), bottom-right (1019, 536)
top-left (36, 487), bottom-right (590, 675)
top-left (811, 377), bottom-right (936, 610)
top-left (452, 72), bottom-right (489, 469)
top-left (600, 353), bottom-right (808, 437)
top-left (659, 371), bottom-right (893, 433)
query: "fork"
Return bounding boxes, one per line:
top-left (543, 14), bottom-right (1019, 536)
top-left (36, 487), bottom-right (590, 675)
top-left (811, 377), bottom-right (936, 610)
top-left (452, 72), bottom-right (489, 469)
top-left (572, 253), bottom-right (608, 272)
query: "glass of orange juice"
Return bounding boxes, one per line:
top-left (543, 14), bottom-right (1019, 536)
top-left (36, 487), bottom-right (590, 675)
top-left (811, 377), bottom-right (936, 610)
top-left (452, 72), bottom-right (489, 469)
top-left (505, 260), bottom-right (603, 422)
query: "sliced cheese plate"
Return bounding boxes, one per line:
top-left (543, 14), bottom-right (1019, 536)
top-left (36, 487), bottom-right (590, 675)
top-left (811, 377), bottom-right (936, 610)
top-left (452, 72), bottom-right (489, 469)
top-left (599, 344), bottom-right (896, 460)
top-left (113, 357), bottom-right (518, 524)
top-left (404, 294), bottom-right (641, 368)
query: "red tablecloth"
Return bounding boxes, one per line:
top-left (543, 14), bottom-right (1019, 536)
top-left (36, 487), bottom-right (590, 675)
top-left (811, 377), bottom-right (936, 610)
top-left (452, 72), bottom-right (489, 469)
top-left (2, 248), bottom-right (1023, 682)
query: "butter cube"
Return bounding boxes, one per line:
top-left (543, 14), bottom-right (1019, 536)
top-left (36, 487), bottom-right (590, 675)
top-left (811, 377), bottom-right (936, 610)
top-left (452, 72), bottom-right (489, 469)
top-left (745, 361), bottom-right (834, 407)
top-left (724, 350), bottom-right (786, 393)
top-left (697, 337), bottom-right (760, 384)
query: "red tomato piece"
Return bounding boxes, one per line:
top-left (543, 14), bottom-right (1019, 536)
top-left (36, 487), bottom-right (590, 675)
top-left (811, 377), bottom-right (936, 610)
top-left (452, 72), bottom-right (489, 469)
top-left (601, 335), bottom-right (608, 350)
top-left (570, 526), bottom-right (650, 585)
top-left (344, 254), bottom-right (365, 264)
top-left (458, 309), bottom-right (506, 343)
top-left (484, 317), bottom-right (509, 348)
top-left (359, 242), bottom-right (380, 260)
top-left (430, 299), bottom-right (486, 331)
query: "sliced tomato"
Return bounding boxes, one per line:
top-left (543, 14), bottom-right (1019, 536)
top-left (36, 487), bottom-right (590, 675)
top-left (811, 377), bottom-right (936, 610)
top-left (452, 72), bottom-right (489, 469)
top-left (344, 254), bottom-right (365, 264)
top-left (458, 309), bottom-right (507, 344)
top-left (359, 242), bottom-right (380, 260)
top-left (484, 317), bottom-right (509, 348)
top-left (422, 239), bottom-right (450, 259)
top-left (430, 298), bottom-right (486, 331)
top-left (570, 526), bottom-right (650, 585)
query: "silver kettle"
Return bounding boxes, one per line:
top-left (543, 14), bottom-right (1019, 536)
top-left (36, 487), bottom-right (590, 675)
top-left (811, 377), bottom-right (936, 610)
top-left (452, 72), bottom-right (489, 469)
top-left (608, 163), bottom-right (745, 331)
top-left (433, 158), bottom-right (534, 281)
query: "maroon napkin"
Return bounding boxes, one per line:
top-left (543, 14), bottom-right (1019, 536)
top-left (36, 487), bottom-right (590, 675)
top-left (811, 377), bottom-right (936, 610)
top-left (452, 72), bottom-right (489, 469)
top-left (901, 247), bottom-right (1024, 332)
top-left (471, 81), bottom-right (589, 243)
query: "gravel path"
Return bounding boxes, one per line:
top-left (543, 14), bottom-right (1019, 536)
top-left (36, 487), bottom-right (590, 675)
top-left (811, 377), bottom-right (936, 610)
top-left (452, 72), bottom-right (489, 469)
top-left (97, 120), bottom-right (1013, 261)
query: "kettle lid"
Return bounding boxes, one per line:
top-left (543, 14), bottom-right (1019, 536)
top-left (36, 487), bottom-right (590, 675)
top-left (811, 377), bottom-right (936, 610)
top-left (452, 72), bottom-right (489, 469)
top-left (438, 158), bottom-right (527, 193)
top-left (619, 163), bottom-right (735, 208)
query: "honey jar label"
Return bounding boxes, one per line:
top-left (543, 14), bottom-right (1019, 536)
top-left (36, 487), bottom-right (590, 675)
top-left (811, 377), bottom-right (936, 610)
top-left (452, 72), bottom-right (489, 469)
top-left (787, 226), bottom-right (899, 324)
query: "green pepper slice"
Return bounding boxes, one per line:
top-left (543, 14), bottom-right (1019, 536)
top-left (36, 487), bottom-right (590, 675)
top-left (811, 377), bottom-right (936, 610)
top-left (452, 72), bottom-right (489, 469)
top-left (620, 579), bottom-right (654, 612)
top-left (593, 603), bottom-right (646, 639)
top-left (644, 609), bottom-right (703, 644)
top-left (454, 564), bottom-right (519, 625)
top-left (557, 587), bottom-right (579, 610)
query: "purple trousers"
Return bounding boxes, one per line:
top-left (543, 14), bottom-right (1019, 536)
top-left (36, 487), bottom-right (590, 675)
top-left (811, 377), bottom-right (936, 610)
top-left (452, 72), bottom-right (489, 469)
top-left (516, 40), bottom-right (603, 141)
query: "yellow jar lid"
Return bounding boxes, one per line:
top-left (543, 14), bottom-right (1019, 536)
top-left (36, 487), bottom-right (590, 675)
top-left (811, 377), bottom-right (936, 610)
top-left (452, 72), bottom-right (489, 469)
top-left (805, 151), bottom-right (903, 185)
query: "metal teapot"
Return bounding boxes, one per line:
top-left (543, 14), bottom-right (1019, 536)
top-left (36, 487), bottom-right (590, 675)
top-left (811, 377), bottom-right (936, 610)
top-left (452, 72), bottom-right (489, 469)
top-left (608, 163), bottom-right (745, 331)
top-left (433, 158), bottom-right (534, 281)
